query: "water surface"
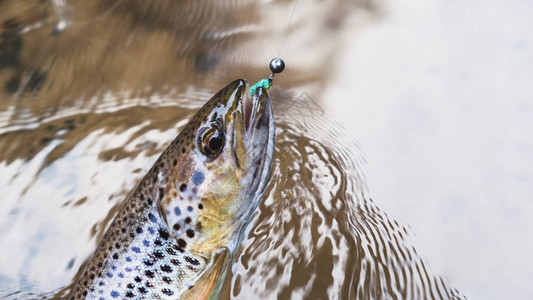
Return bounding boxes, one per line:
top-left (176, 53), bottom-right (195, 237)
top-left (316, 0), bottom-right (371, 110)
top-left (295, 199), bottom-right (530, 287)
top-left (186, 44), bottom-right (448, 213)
top-left (0, 1), bottom-right (464, 299)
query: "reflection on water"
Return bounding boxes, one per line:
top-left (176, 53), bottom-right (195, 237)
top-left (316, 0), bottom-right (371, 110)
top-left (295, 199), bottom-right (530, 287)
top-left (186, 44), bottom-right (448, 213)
top-left (0, 0), bottom-right (464, 299)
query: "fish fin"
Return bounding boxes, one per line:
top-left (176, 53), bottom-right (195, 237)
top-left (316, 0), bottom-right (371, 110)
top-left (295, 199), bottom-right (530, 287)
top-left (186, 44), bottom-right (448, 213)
top-left (181, 248), bottom-right (231, 300)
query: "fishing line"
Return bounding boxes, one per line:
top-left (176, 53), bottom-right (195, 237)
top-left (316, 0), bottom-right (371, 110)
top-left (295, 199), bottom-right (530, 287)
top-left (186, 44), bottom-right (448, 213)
top-left (250, 0), bottom-right (299, 95)
top-left (278, 0), bottom-right (299, 58)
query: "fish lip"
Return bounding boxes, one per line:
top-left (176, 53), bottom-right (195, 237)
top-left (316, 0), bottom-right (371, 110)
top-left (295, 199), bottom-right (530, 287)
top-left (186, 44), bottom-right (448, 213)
top-left (244, 86), bottom-right (272, 136)
top-left (238, 85), bottom-right (275, 220)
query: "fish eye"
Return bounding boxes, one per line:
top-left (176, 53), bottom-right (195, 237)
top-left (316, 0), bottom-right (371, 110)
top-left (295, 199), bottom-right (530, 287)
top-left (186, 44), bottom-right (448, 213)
top-left (198, 125), bottom-right (225, 157)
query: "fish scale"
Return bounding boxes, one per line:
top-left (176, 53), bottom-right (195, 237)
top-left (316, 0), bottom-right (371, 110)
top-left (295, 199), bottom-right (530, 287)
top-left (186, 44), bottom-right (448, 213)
top-left (85, 215), bottom-right (206, 299)
top-left (73, 147), bottom-right (211, 299)
top-left (69, 79), bottom-right (276, 299)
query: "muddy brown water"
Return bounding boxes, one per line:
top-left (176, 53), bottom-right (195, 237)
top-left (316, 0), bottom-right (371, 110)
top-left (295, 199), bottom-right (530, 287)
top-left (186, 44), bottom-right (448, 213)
top-left (0, 1), bottom-right (464, 299)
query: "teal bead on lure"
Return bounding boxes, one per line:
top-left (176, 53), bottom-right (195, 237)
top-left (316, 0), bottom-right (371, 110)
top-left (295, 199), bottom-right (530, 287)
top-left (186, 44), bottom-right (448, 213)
top-left (250, 58), bottom-right (285, 96)
top-left (250, 79), bottom-right (272, 96)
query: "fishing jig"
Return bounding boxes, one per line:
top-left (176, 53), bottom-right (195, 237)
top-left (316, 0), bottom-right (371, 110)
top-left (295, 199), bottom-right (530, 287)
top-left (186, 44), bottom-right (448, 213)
top-left (250, 57), bottom-right (285, 96)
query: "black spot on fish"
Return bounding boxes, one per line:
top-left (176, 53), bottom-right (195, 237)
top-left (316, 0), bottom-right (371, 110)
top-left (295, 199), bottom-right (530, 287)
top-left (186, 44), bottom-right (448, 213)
top-left (112, 253), bottom-right (119, 260)
top-left (138, 286), bottom-right (147, 294)
top-left (171, 259), bottom-right (180, 266)
top-left (186, 229), bottom-right (195, 238)
top-left (179, 184), bottom-right (187, 192)
top-left (185, 256), bottom-right (200, 266)
top-left (115, 243), bottom-right (121, 249)
top-left (173, 159), bottom-right (177, 166)
top-left (143, 258), bottom-right (154, 266)
top-left (158, 228), bottom-right (170, 240)
top-left (166, 247), bottom-right (177, 255)
top-left (127, 283), bottom-right (135, 289)
top-left (153, 250), bottom-right (165, 259)
top-left (162, 276), bottom-right (172, 284)
top-left (134, 276), bottom-right (142, 283)
top-left (198, 203), bottom-right (203, 209)
top-left (125, 291), bottom-right (134, 298)
top-left (185, 217), bottom-right (191, 224)
top-left (159, 188), bottom-right (164, 200)
top-left (161, 265), bottom-right (173, 273)
top-left (154, 238), bottom-right (162, 246)
top-left (147, 197), bottom-right (153, 205)
top-left (181, 147), bottom-right (186, 154)
top-left (121, 227), bottom-right (127, 233)
top-left (145, 270), bottom-right (155, 278)
top-left (177, 238), bottom-right (187, 248)
top-left (173, 244), bottom-right (184, 253)
top-left (145, 281), bottom-right (154, 288)
top-left (196, 222), bottom-right (202, 230)
top-left (162, 288), bottom-right (174, 296)
top-left (173, 223), bottom-right (180, 231)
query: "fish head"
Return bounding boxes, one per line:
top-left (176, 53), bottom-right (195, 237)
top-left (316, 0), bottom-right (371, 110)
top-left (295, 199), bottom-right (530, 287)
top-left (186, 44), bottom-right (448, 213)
top-left (160, 79), bottom-right (275, 253)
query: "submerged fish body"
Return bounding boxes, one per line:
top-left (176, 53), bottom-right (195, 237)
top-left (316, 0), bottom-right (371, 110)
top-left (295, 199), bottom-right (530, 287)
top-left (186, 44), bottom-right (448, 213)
top-left (69, 79), bottom-right (275, 299)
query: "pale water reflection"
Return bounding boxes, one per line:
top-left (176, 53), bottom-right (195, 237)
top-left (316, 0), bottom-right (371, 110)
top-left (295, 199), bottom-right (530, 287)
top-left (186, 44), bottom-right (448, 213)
top-left (325, 0), bottom-right (533, 299)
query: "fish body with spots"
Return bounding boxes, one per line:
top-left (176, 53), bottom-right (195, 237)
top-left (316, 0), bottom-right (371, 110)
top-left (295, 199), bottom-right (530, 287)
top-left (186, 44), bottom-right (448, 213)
top-left (69, 79), bottom-right (275, 299)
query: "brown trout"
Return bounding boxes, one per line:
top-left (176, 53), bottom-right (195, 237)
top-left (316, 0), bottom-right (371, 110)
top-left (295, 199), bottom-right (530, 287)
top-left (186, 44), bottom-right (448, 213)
top-left (69, 79), bottom-right (275, 299)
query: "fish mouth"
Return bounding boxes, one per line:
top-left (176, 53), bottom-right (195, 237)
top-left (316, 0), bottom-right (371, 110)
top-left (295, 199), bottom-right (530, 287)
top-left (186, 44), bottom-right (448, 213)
top-left (222, 79), bottom-right (271, 136)
top-left (218, 79), bottom-right (274, 176)
top-left (224, 79), bottom-right (275, 222)
top-left (220, 78), bottom-right (274, 198)
top-left (239, 83), bottom-right (275, 220)
top-left (243, 85), bottom-right (273, 136)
